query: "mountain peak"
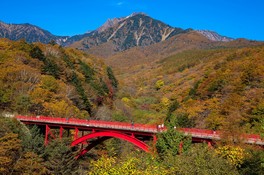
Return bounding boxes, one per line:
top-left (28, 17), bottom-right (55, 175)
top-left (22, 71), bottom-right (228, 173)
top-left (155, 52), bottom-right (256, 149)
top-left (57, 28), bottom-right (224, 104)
top-left (126, 12), bottom-right (148, 18)
top-left (97, 12), bottom-right (148, 33)
top-left (97, 17), bottom-right (124, 33)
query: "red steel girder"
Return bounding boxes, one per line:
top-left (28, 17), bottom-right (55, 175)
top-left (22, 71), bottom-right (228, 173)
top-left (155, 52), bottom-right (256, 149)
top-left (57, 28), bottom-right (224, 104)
top-left (71, 131), bottom-right (150, 153)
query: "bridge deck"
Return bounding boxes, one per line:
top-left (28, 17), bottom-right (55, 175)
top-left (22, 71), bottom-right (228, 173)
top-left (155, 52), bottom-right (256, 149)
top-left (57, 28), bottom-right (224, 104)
top-left (16, 115), bottom-right (264, 146)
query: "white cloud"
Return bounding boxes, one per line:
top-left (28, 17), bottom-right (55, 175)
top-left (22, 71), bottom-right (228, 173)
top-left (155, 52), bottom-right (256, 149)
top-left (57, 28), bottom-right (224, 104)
top-left (116, 2), bottom-right (124, 6)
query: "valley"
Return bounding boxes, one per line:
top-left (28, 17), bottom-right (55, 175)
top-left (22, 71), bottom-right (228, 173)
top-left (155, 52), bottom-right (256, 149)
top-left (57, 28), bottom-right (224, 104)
top-left (0, 12), bottom-right (264, 174)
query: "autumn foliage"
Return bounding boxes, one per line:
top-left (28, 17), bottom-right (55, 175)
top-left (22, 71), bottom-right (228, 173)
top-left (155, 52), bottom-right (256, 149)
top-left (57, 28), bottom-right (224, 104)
top-left (0, 39), bottom-right (118, 118)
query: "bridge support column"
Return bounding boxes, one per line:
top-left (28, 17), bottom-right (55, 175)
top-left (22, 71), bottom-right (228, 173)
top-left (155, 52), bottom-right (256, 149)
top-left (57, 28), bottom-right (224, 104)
top-left (45, 125), bottom-right (50, 145)
top-left (74, 127), bottom-right (79, 140)
top-left (153, 135), bottom-right (157, 145)
top-left (60, 126), bottom-right (64, 139)
top-left (153, 135), bottom-right (157, 153)
top-left (179, 141), bottom-right (183, 154)
top-left (208, 141), bottom-right (212, 148)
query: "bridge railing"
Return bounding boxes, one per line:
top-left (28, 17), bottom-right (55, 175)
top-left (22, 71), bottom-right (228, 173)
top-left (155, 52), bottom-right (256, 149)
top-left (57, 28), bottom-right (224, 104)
top-left (16, 115), bottom-right (158, 132)
top-left (180, 128), bottom-right (263, 143)
top-left (179, 128), bottom-right (220, 139)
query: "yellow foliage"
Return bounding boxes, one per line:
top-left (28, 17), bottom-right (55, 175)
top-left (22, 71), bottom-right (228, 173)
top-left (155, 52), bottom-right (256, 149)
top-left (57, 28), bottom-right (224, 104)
top-left (40, 75), bottom-right (59, 92)
top-left (121, 97), bottom-right (131, 104)
top-left (88, 155), bottom-right (170, 175)
top-left (30, 87), bottom-right (53, 104)
top-left (215, 145), bottom-right (246, 167)
top-left (205, 113), bottom-right (226, 129)
top-left (205, 97), bottom-right (220, 110)
top-left (160, 97), bottom-right (170, 108)
top-left (155, 80), bottom-right (164, 90)
top-left (182, 99), bottom-right (205, 117)
top-left (13, 152), bottom-right (48, 175)
top-left (43, 100), bottom-right (80, 117)
top-left (0, 133), bottom-right (21, 174)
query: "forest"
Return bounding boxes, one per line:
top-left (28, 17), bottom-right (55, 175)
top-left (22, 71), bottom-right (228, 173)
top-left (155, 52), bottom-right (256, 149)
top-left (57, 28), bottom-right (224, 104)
top-left (0, 38), bottom-right (263, 174)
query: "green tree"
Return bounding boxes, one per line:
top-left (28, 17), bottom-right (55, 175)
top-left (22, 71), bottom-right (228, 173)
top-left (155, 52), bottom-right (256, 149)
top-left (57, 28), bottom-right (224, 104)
top-left (79, 60), bottom-right (94, 83)
top-left (165, 100), bottom-right (179, 124)
top-left (107, 66), bottom-right (118, 89)
top-left (44, 138), bottom-right (78, 175)
top-left (71, 72), bottom-right (92, 115)
top-left (13, 94), bottom-right (31, 114)
top-left (30, 45), bottom-right (46, 61)
top-left (156, 128), bottom-right (191, 157)
top-left (42, 58), bottom-right (60, 79)
top-left (188, 80), bottom-right (201, 99)
top-left (170, 144), bottom-right (239, 175)
top-left (22, 125), bottom-right (44, 155)
top-left (0, 81), bottom-right (13, 109)
top-left (173, 112), bottom-right (195, 128)
top-left (239, 149), bottom-right (264, 175)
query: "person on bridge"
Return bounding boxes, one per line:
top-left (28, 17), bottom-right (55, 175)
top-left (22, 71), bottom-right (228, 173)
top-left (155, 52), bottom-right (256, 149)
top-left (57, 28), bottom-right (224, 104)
top-left (131, 121), bottom-right (134, 128)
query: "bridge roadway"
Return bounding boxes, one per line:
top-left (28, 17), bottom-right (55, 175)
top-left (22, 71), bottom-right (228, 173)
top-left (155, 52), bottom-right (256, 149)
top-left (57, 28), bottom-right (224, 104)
top-left (15, 115), bottom-right (264, 146)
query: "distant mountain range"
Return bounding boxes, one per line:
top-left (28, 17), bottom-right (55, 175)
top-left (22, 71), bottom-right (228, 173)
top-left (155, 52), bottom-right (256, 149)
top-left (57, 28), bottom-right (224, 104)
top-left (0, 21), bottom-right (68, 45)
top-left (0, 13), bottom-right (235, 54)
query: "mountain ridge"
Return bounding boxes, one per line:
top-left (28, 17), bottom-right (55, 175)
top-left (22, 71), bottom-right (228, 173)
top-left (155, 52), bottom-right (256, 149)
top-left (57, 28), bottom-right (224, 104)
top-left (197, 30), bottom-right (233, 42)
top-left (70, 13), bottom-right (191, 53)
top-left (0, 13), bottom-right (237, 51)
top-left (0, 21), bottom-right (69, 45)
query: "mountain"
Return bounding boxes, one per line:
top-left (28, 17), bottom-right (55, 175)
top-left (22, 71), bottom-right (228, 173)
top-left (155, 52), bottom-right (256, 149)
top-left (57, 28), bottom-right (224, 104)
top-left (92, 31), bottom-right (263, 72)
top-left (70, 13), bottom-right (191, 54)
top-left (0, 13), bottom-right (255, 57)
top-left (0, 21), bottom-right (93, 46)
top-left (0, 21), bottom-right (68, 44)
top-left (197, 30), bottom-right (233, 42)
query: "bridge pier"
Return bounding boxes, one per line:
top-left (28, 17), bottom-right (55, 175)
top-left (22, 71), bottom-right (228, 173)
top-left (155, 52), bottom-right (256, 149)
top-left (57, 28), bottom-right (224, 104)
top-left (45, 125), bottom-right (50, 145)
top-left (179, 141), bottom-right (183, 154)
top-left (74, 127), bottom-right (79, 140)
top-left (60, 126), bottom-right (64, 139)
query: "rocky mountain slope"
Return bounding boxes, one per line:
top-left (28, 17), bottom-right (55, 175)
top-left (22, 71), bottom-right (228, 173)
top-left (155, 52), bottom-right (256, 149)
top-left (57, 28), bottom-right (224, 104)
top-left (0, 21), bottom-right (68, 44)
top-left (70, 13), bottom-right (191, 54)
top-left (197, 30), bottom-right (233, 42)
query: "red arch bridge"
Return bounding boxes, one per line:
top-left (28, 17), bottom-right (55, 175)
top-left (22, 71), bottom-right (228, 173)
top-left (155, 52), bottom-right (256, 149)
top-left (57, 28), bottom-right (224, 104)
top-left (16, 116), bottom-right (264, 157)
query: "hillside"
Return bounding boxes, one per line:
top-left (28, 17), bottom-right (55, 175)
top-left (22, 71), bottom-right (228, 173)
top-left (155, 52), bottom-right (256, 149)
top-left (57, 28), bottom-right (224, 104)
top-left (103, 31), bottom-right (263, 74)
top-left (0, 38), bottom-right (118, 119)
top-left (0, 39), bottom-right (263, 175)
top-left (114, 45), bottom-right (264, 135)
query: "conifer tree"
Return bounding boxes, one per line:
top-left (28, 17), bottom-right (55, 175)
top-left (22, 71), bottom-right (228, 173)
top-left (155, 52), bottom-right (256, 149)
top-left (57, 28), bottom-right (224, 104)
top-left (22, 125), bottom-right (44, 155)
top-left (107, 66), bottom-right (118, 89)
top-left (44, 138), bottom-right (78, 174)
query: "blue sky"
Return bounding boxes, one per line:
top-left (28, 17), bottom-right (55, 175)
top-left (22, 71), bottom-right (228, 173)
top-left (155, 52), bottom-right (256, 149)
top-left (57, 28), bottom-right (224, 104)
top-left (1, 0), bottom-right (264, 41)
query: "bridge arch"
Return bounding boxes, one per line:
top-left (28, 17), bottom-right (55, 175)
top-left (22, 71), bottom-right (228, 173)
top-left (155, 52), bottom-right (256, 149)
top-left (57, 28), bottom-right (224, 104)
top-left (71, 131), bottom-right (150, 156)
